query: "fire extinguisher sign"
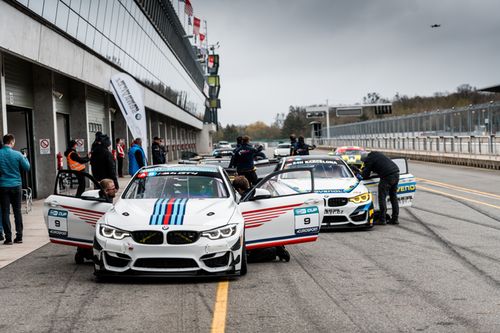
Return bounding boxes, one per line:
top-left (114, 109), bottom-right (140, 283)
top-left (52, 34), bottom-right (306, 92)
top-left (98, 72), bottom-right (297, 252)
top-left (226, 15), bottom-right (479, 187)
top-left (39, 139), bottom-right (51, 155)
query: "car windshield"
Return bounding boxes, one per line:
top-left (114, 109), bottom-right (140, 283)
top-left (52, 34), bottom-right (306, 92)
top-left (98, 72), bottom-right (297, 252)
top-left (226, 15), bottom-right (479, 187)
top-left (203, 160), bottom-right (231, 168)
top-left (278, 144), bottom-right (290, 148)
top-left (283, 160), bottom-right (353, 179)
top-left (124, 174), bottom-right (229, 199)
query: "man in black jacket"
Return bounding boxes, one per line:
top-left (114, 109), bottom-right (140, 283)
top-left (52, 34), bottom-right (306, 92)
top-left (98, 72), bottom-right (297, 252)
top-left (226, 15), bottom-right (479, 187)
top-left (229, 136), bottom-right (259, 185)
top-left (90, 134), bottom-right (119, 190)
top-left (151, 137), bottom-right (166, 165)
top-left (361, 151), bottom-right (400, 225)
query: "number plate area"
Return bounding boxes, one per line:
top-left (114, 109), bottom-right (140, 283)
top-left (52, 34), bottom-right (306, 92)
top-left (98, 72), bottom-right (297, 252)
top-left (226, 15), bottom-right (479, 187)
top-left (47, 209), bottom-right (68, 237)
top-left (324, 208), bottom-right (344, 215)
top-left (294, 206), bottom-right (320, 234)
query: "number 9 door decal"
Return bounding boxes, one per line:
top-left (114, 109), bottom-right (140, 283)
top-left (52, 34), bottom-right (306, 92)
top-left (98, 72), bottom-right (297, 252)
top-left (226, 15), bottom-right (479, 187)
top-left (294, 206), bottom-right (320, 235)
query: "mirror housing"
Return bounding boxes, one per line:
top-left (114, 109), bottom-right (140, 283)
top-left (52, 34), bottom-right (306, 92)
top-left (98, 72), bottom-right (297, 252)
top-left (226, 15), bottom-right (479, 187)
top-left (251, 188), bottom-right (272, 201)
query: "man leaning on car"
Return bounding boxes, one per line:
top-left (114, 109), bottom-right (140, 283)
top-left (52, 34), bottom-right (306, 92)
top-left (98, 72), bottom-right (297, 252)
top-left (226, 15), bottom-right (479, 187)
top-left (361, 151), bottom-right (400, 225)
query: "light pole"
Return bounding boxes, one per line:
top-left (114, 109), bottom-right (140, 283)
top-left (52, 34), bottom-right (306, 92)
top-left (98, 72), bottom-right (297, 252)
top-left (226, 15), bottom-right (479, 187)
top-left (325, 99), bottom-right (330, 141)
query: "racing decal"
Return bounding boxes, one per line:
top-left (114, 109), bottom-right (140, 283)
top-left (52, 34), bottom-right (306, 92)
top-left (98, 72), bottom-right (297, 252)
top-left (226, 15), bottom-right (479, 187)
top-left (149, 198), bottom-right (189, 225)
top-left (397, 182), bottom-right (416, 194)
top-left (293, 206), bottom-right (320, 234)
top-left (61, 205), bottom-right (105, 225)
top-left (242, 203), bottom-right (302, 229)
top-left (47, 209), bottom-right (69, 237)
top-left (316, 182), bottom-right (359, 194)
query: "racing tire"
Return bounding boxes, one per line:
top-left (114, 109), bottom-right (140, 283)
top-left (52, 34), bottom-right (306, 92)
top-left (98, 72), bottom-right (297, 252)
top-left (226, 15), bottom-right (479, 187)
top-left (74, 251), bottom-right (85, 265)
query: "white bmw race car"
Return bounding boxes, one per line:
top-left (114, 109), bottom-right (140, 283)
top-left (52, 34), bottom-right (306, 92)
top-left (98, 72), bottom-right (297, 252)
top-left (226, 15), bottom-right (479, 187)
top-left (276, 156), bottom-right (416, 229)
top-left (44, 165), bottom-right (324, 278)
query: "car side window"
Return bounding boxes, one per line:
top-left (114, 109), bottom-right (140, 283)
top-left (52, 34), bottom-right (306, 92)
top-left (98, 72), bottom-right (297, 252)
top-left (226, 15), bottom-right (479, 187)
top-left (55, 170), bottom-right (101, 198)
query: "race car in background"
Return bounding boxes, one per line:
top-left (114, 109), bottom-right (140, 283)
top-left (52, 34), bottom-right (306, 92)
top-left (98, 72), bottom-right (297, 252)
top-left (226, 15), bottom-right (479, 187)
top-left (328, 146), bottom-right (368, 167)
top-left (274, 143), bottom-right (292, 158)
top-left (43, 165), bottom-right (324, 278)
top-left (276, 155), bottom-right (416, 229)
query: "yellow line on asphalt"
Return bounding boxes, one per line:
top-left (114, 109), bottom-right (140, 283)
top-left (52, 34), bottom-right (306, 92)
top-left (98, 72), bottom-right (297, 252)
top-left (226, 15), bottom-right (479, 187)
top-left (419, 185), bottom-right (500, 210)
top-left (210, 280), bottom-right (229, 333)
top-left (417, 177), bottom-right (500, 200)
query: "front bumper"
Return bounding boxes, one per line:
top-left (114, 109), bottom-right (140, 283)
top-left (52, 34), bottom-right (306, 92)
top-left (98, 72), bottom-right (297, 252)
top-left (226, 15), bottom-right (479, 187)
top-left (93, 227), bottom-right (243, 276)
top-left (321, 201), bottom-right (374, 229)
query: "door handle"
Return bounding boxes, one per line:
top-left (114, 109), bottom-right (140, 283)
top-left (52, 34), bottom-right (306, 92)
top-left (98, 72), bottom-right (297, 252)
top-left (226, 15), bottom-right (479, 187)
top-left (48, 201), bottom-right (60, 207)
top-left (304, 199), bottom-right (320, 205)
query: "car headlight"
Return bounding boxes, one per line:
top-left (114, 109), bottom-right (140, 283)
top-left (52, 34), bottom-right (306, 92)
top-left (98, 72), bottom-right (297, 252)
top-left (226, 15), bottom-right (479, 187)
top-left (201, 224), bottom-right (238, 240)
top-left (349, 193), bottom-right (371, 204)
top-left (100, 225), bottom-right (131, 240)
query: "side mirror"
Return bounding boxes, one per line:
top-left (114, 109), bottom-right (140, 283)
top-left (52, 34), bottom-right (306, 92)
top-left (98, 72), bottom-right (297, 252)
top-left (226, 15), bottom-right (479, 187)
top-left (251, 188), bottom-right (272, 201)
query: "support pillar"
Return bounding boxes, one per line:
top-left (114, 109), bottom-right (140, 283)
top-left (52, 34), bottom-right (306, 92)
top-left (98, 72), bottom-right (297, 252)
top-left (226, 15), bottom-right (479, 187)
top-left (69, 80), bottom-right (88, 153)
top-left (0, 53), bottom-right (6, 135)
top-left (32, 66), bottom-right (56, 198)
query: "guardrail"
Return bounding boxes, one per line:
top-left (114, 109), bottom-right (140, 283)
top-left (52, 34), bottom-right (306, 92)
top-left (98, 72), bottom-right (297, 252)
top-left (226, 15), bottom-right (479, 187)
top-left (315, 135), bottom-right (499, 156)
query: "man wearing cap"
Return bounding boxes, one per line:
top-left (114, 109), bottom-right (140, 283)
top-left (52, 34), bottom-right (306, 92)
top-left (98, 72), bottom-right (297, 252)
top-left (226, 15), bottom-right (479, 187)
top-left (64, 140), bottom-right (90, 197)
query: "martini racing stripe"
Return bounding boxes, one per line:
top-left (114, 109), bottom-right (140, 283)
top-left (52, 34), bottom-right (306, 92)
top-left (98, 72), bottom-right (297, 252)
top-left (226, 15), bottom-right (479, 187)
top-left (149, 198), bottom-right (189, 225)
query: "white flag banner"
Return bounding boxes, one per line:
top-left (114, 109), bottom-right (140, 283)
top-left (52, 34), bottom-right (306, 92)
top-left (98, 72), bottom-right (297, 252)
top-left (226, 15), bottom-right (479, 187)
top-left (110, 73), bottom-right (148, 156)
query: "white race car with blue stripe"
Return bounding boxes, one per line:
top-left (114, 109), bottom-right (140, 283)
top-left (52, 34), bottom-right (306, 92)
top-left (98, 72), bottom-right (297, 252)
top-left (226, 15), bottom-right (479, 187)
top-left (44, 165), bottom-right (324, 279)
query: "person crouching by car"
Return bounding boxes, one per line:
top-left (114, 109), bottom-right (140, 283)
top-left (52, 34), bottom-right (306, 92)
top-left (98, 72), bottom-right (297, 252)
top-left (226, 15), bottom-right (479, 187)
top-left (232, 176), bottom-right (252, 199)
top-left (99, 179), bottom-right (117, 203)
top-left (361, 151), bottom-right (400, 225)
top-left (65, 140), bottom-right (90, 197)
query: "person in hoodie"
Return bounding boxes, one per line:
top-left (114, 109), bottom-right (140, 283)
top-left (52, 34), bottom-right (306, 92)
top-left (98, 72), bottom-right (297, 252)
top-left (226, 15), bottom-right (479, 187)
top-left (90, 134), bottom-right (119, 190)
top-left (64, 140), bottom-right (90, 197)
top-left (128, 138), bottom-right (147, 176)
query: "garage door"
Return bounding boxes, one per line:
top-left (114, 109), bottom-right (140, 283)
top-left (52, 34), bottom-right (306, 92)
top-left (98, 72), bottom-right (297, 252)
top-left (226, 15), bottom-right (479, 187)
top-left (4, 54), bottom-right (33, 109)
top-left (87, 87), bottom-right (107, 137)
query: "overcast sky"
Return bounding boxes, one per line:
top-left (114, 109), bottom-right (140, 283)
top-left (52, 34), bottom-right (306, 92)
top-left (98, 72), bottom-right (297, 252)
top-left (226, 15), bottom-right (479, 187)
top-left (194, 0), bottom-right (500, 125)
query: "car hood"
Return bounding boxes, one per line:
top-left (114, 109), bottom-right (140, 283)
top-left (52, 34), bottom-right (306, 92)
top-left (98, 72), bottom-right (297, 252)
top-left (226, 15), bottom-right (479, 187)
top-left (104, 198), bottom-right (237, 230)
top-left (280, 177), bottom-right (366, 195)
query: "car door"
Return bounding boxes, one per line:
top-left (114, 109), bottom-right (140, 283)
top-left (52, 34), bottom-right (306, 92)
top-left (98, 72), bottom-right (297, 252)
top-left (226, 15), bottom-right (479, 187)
top-left (239, 168), bottom-right (324, 250)
top-left (363, 158), bottom-right (416, 211)
top-left (43, 170), bottom-right (113, 248)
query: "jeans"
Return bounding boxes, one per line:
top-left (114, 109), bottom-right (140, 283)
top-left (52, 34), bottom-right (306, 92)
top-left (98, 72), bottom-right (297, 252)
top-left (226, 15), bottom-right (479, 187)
top-left (378, 173), bottom-right (399, 222)
top-left (0, 186), bottom-right (23, 240)
top-left (117, 157), bottom-right (124, 177)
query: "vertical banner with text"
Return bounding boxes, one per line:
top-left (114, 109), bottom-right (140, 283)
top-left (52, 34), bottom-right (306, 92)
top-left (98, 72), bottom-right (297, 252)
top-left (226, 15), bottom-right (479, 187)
top-left (110, 73), bottom-right (148, 159)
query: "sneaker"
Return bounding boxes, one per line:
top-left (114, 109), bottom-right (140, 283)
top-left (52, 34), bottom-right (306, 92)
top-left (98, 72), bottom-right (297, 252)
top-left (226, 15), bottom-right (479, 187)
top-left (378, 220), bottom-right (387, 225)
top-left (4, 240), bottom-right (13, 245)
top-left (0, 234), bottom-right (4, 241)
top-left (388, 219), bottom-right (399, 225)
top-left (14, 238), bottom-right (23, 244)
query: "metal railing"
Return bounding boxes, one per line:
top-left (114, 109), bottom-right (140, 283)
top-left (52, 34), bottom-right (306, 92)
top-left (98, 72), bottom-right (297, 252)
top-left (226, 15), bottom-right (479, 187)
top-left (321, 102), bottom-right (500, 138)
top-left (316, 136), bottom-right (499, 156)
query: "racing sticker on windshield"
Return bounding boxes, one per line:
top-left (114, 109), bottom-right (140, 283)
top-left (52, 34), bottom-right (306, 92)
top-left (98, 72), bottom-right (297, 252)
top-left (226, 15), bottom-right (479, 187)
top-left (47, 209), bottom-right (68, 237)
top-left (293, 206), bottom-right (320, 235)
top-left (149, 198), bottom-right (189, 225)
top-left (287, 159), bottom-right (339, 165)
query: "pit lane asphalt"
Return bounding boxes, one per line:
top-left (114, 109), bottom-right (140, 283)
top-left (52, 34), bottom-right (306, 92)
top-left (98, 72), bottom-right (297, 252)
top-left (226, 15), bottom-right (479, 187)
top-left (1, 161), bottom-right (500, 332)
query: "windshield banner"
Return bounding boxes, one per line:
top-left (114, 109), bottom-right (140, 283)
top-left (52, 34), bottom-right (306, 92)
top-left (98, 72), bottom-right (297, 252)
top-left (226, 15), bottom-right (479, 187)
top-left (110, 73), bottom-right (148, 153)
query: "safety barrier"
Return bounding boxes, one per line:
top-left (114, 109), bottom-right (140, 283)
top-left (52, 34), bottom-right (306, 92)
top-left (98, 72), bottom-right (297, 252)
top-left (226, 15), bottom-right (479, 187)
top-left (315, 135), bottom-right (500, 170)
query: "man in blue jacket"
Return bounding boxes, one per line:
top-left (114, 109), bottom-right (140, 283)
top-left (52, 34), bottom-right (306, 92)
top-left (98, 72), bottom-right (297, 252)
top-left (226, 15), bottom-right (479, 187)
top-left (128, 138), bottom-right (146, 176)
top-left (0, 134), bottom-right (30, 244)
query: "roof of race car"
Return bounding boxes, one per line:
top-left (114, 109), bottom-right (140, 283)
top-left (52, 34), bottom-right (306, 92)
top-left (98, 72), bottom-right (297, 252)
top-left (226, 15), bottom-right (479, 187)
top-left (139, 164), bottom-right (221, 174)
top-left (335, 146), bottom-right (364, 152)
top-left (284, 155), bottom-right (344, 162)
